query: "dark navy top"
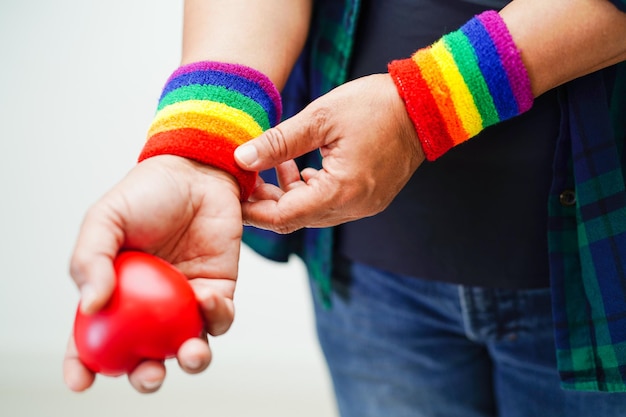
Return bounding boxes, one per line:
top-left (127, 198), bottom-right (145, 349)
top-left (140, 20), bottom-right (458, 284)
top-left (335, 0), bottom-right (561, 288)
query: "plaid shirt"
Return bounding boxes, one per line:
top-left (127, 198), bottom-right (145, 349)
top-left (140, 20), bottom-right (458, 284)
top-left (242, 0), bottom-right (626, 392)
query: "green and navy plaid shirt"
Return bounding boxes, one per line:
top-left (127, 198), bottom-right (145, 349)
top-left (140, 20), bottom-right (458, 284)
top-left (243, 0), bottom-right (626, 392)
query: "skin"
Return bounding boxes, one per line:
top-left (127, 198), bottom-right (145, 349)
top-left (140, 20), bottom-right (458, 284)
top-left (235, 0), bottom-right (626, 233)
top-left (64, 0), bottom-right (311, 394)
top-left (65, 157), bottom-right (243, 392)
top-left (65, 0), bottom-right (626, 394)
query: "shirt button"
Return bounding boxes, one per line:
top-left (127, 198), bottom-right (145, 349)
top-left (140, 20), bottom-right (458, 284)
top-left (559, 189), bottom-right (576, 207)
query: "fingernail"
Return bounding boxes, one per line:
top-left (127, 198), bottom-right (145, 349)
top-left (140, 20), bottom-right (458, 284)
top-left (235, 144), bottom-right (258, 167)
top-left (141, 379), bottom-right (162, 391)
top-left (186, 358), bottom-right (202, 371)
top-left (79, 284), bottom-right (98, 313)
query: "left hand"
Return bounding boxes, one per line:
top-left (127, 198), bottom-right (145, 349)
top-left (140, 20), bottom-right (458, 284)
top-left (234, 73), bottom-right (425, 234)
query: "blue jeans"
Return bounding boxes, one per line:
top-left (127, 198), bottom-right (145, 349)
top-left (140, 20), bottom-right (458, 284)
top-left (310, 258), bottom-right (626, 417)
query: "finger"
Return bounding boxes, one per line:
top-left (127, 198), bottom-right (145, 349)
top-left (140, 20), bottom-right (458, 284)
top-left (69, 203), bottom-right (123, 314)
top-left (300, 167), bottom-right (320, 182)
top-left (63, 335), bottom-right (96, 392)
top-left (189, 279), bottom-right (235, 336)
top-left (242, 178), bottom-right (335, 233)
top-left (234, 106), bottom-right (330, 171)
top-left (177, 337), bottom-right (212, 374)
top-left (248, 182), bottom-right (284, 203)
top-left (128, 360), bottom-right (166, 394)
top-left (275, 160), bottom-right (303, 191)
top-left (254, 174), bottom-right (266, 188)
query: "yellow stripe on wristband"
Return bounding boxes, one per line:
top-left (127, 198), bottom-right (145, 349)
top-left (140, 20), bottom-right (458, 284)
top-left (148, 100), bottom-right (264, 140)
top-left (413, 49), bottom-right (469, 143)
top-left (430, 40), bottom-right (483, 137)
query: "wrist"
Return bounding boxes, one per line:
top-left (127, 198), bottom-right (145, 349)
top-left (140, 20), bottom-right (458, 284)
top-left (388, 10), bottom-right (533, 161)
top-left (140, 154), bottom-right (243, 201)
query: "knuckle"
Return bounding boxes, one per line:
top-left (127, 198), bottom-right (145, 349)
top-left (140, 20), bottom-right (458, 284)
top-left (308, 106), bottom-right (332, 138)
top-left (262, 127), bottom-right (290, 159)
top-left (272, 216), bottom-right (300, 235)
top-left (275, 224), bottom-right (297, 235)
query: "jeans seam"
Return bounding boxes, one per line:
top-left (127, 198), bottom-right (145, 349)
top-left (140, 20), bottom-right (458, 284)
top-left (459, 286), bottom-right (482, 342)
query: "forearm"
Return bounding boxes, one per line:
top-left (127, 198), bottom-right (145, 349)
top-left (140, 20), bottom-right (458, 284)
top-left (501, 0), bottom-right (626, 97)
top-left (386, 0), bottom-right (626, 161)
top-left (181, 0), bottom-right (312, 89)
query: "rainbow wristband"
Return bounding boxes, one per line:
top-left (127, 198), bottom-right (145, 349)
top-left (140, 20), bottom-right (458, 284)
top-left (388, 10), bottom-right (533, 161)
top-left (139, 61), bottom-right (282, 201)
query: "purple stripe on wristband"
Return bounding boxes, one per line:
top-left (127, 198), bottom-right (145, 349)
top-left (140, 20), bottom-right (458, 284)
top-left (478, 11), bottom-right (533, 113)
top-left (166, 62), bottom-right (283, 121)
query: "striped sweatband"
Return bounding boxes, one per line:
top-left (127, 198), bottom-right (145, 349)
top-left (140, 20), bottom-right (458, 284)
top-left (388, 10), bottom-right (533, 161)
top-left (139, 61), bottom-right (282, 201)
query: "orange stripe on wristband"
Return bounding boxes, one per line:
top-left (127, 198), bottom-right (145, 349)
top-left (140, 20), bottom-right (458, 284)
top-left (413, 49), bottom-right (469, 147)
top-left (430, 40), bottom-right (483, 138)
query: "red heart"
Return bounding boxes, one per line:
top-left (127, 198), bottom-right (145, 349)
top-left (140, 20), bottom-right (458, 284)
top-left (73, 251), bottom-right (204, 376)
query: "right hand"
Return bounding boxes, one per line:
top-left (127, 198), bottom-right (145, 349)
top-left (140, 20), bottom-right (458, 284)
top-left (63, 155), bottom-right (244, 393)
top-left (235, 74), bottom-right (424, 233)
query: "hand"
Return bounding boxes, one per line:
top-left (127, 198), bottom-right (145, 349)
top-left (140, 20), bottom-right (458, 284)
top-left (234, 73), bottom-right (425, 233)
top-left (63, 155), bottom-right (243, 393)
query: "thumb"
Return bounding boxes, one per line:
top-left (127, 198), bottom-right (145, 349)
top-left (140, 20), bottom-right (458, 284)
top-left (69, 204), bottom-right (121, 314)
top-left (234, 109), bottom-right (327, 172)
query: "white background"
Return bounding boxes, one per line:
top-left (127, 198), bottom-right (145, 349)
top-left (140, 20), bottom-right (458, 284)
top-left (0, 1), bottom-right (337, 416)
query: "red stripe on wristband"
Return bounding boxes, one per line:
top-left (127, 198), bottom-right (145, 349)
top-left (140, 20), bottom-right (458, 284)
top-left (388, 57), bottom-right (455, 160)
top-left (141, 128), bottom-right (257, 200)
